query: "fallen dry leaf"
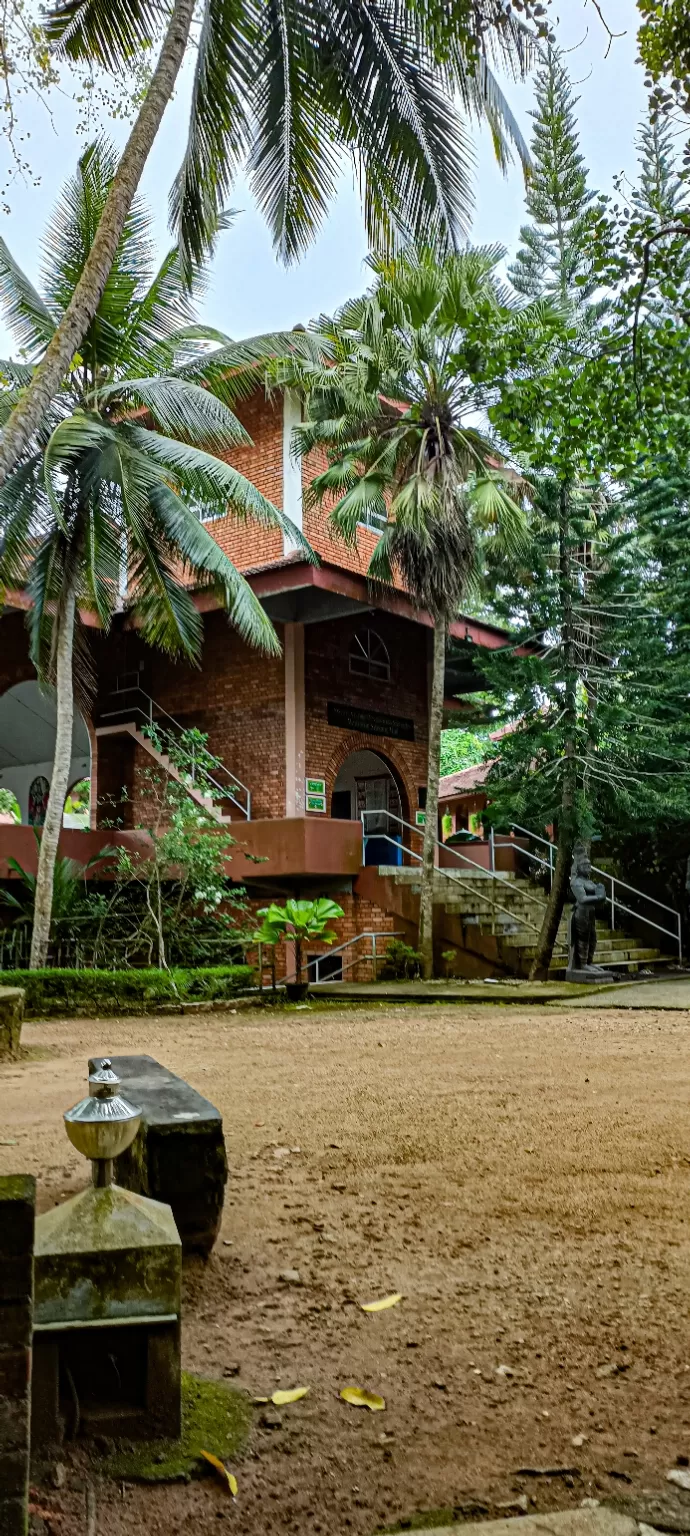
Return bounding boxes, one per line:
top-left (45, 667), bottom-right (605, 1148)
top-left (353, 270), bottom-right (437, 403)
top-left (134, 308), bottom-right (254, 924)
top-left (253, 1396), bottom-right (269, 1404)
top-left (360, 1293), bottom-right (403, 1313)
top-left (340, 1386), bottom-right (386, 1412)
top-left (200, 1451), bottom-right (238, 1496)
top-left (272, 1387), bottom-right (309, 1405)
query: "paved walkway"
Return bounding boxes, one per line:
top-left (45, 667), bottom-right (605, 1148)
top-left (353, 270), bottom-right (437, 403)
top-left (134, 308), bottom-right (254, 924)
top-left (401, 1511), bottom-right (646, 1536)
top-left (310, 976), bottom-right (690, 1008)
top-left (563, 975), bottom-right (690, 1010)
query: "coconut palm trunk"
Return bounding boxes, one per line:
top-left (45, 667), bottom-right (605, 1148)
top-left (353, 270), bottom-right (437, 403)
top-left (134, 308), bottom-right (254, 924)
top-left (0, 0), bottom-right (196, 491)
top-left (29, 585), bottom-right (77, 969)
top-left (418, 615), bottom-right (447, 979)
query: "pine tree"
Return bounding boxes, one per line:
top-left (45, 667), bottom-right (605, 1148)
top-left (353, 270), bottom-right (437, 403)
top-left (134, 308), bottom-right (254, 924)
top-left (509, 49), bottom-right (598, 306)
top-left (633, 114), bottom-right (686, 224)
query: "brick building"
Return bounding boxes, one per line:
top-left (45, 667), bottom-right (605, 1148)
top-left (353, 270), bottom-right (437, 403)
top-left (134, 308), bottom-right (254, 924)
top-left (0, 387), bottom-right (517, 973)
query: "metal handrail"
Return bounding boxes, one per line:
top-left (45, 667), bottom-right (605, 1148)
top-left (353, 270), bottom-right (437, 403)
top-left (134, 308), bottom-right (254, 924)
top-left (361, 811), bottom-right (567, 954)
top-left (100, 684), bottom-right (251, 820)
top-left (272, 931), bottom-right (403, 987)
top-left (509, 822), bottom-right (682, 961)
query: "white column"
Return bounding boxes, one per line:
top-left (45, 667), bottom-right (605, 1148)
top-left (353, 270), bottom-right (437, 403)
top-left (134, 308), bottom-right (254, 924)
top-left (282, 389), bottom-right (303, 556)
top-left (284, 622), bottom-right (305, 817)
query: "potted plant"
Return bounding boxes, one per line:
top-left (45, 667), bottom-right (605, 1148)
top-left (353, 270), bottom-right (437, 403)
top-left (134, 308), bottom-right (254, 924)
top-left (255, 898), bottom-right (344, 1001)
top-left (0, 789), bottom-right (20, 825)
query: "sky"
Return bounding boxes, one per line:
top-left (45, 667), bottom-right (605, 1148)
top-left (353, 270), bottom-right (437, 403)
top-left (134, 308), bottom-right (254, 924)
top-left (0, 0), bottom-right (645, 352)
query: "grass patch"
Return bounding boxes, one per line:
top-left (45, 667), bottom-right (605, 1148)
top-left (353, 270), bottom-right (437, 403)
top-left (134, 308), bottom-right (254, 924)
top-left (104, 1372), bottom-right (252, 1483)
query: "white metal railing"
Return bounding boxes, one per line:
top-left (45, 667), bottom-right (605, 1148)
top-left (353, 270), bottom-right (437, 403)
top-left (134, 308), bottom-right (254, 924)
top-left (99, 683), bottom-right (251, 819)
top-left (361, 809), bottom-right (568, 954)
top-left (510, 823), bottom-right (682, 962)
top-left (259, 931), bottom-right (403, 988)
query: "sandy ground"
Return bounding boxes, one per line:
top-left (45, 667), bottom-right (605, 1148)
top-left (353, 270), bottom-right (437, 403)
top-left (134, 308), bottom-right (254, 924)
top-left (3, 1001), bottom-right (690, 1536)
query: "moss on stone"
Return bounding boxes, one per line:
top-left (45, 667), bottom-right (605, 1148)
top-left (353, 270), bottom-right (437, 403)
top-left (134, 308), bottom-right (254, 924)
top-left (103, 1372), bottom-right (251, 1483)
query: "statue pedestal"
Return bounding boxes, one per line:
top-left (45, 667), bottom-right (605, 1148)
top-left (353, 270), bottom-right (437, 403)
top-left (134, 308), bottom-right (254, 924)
top-left (565, 965), bottom-right (618, 984)
top-left (32, 1184), bottom-right (181, 1447)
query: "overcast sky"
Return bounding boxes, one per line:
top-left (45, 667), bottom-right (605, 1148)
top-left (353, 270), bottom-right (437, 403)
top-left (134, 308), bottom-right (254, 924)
top-left (1, 0), bottom-right (644, 352)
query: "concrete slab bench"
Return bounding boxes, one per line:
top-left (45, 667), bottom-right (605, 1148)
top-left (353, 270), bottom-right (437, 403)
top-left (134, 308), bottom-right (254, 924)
top-left (87, 1054), bottom-right (227, 1257)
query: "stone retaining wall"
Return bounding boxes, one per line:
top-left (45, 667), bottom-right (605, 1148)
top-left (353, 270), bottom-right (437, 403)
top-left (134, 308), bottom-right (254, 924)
top-left (0, 989), bottom-right (24, 1060)
top-left (0, 1175), bottom-right (35, 1536)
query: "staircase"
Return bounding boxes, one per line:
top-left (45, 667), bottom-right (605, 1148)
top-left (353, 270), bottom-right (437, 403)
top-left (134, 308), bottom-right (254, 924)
top-left (96, 684), bottom-right (251, 823)
top-left (359, 811), bottom-right (680, 980)
top-left (380, 866), bottom-right (673, 979)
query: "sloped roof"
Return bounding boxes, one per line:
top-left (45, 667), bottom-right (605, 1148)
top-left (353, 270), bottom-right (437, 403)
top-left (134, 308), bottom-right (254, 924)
top-left (439, 760), bottom-right (494, 800)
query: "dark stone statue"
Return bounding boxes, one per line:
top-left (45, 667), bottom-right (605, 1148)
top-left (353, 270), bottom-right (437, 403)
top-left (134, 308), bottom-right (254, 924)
top-left (566, 845), bottom-right (613, 982)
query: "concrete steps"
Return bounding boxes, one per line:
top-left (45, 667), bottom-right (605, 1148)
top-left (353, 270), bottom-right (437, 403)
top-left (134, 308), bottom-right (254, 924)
top-left (378, 863), bottom-right (673, 980)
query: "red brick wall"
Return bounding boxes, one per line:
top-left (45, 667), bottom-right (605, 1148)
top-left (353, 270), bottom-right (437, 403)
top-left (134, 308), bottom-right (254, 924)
top-left (246, 888), bottom-right (397, 982)
top-left (93, 611), bottom-right (286, 828)
top-left (94, 606), bottom-right (431, 837)
top-left (303, 610), bottom-right (430, 824)
top-left (0, 613), bottom-right (37, 695)
top-left (206, 391), bottom-right (284, 571)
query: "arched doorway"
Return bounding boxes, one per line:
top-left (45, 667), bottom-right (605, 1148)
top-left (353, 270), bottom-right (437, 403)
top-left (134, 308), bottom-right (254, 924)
top-left (332, 748), bottom-right (405, 866)
top-left (0, 681), bottom-right (91, 828)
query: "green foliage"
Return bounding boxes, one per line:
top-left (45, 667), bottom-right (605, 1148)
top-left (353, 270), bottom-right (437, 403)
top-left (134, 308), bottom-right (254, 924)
top-left (100, 729), bottom-right (251, 969)
top-left (291, 245), bottom-right (532, 611)
top-left (440, 729), bottom-right (491, 776)
top-left (509, 49), bottom-right (599, 305)
top-left (0, 789), bottom-right (20, 820)
top-left (638, 0), bottom-right (690, 125)
top-left (255, 897), bottom-right (344, 984)
top-left (0, 965), bottom-right (254, 1017)
top-left (44, 0), bottom-right (540, 278)
top-left (0, 138), bottom-right (317, 685)
top-left (379, 939), bottom-right (423, 980)
top-left (1, 839), bottom-right (115, 931)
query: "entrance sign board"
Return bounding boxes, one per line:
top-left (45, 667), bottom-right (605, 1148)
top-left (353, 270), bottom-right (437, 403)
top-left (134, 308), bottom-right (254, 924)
top-left (327, 702), bottom-right (415, 742)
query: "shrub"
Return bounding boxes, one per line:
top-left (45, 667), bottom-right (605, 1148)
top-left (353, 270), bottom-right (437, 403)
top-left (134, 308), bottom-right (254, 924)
top-left (0, 965), bottom-right (255, 1018)
top-left (379, 939), bottom-right (423, 980)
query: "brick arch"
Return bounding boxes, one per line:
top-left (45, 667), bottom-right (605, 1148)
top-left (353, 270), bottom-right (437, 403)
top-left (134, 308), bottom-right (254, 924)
top-left (325, 732), bottom-right (412, 825)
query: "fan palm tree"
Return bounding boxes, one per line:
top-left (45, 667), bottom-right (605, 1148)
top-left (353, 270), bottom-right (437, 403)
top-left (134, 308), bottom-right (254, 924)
top-left (0, 0), bottom-right (539, 491)
top-left (289, 246), bottom-right (532, 977)
top-left (0, 140), bottom-right (316, 969)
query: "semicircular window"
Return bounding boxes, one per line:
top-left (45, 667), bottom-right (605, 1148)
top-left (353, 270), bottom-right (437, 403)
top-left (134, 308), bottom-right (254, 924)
top-left (349, 629), bottom-right (391, 682)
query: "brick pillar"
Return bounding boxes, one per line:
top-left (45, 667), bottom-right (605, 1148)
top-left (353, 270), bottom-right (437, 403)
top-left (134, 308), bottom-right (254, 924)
top-left (0, 1176), bottom-right (35, 1536)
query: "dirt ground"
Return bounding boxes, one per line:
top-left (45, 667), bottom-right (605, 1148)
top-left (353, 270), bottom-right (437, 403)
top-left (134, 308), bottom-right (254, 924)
top-left (2, 1001), bottom-right (690, 1536)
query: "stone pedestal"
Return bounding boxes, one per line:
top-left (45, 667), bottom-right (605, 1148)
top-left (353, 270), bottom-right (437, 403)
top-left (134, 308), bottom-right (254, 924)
top-left (0, 988), bottom-right (24, 1060)
top-left (32, 1184), bottom-right (181, 1446)
top-left (88, 1055), bottom-right (227, 1257)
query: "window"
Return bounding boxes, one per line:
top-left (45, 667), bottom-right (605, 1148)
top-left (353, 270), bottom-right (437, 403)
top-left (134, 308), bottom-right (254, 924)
top-left (349, 629), bottom-right (390, 682)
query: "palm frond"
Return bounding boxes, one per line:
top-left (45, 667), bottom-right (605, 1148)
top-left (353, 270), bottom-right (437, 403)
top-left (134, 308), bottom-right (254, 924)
top-left (144, 477), bottom-right (282, 655)
top-left (124, 423), bottom-right (317, 559)
top-left (43, 0), bottom-right (163, 68)
top-left (99, 376), bottom-right (251, 451)
top-left (170, 0), bottom-right (255, 281)
top-left (0, 239), bottom-right (57, 357)
top-left (41, 140), bottom-right (153, 373)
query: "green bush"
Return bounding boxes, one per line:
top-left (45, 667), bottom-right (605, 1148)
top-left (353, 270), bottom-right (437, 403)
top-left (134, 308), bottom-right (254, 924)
top-left (379, 939), bottom-right (423, 980)
top-left (0, 965), bottom-right (255, 1018)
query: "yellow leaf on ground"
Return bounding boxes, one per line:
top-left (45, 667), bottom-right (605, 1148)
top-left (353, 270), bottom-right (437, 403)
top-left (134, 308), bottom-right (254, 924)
top-left (360, 1293), bottom-right (403, 1313)
top-left (200, 1451), bottom-right (238, 1496)
top-left (272, 1387), bottom-right (310, 1405)
top-left (340, 1387), bottom-right (386, 1412)
top-left (253, 1396), bottom-right (269, 1404)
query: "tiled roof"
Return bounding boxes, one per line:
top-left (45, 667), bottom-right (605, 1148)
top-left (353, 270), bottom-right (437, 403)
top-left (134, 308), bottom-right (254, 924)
top-left (439, 760), bottom-right (494, 800)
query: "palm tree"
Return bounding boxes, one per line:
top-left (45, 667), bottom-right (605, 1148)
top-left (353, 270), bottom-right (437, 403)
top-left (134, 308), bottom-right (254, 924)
top-left (0, 0), bottom-right (538, 491)
top-left (290, 246), bottom-right (530, 977)
top-left (0, 140), bottom-right (316, 969)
